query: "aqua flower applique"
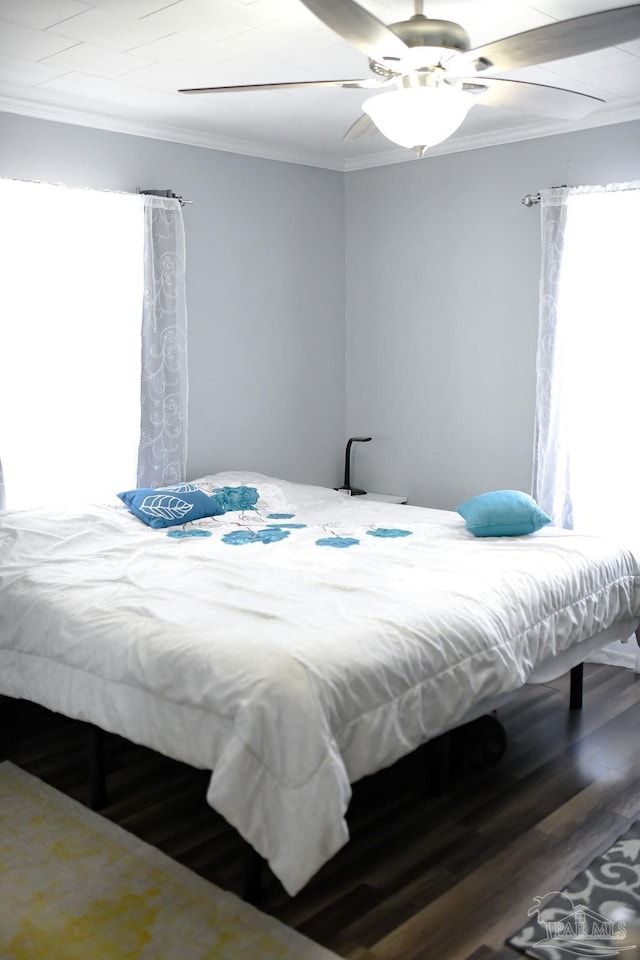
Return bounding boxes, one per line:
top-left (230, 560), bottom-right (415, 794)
top-left (267, 523), bottom-right (307, 529)
top-left (167, 529), bottom-right (213, 539)
top-left (315, 536), bottom-right (360, 549)
top-left (222, 528), bottom-right (290, 546)
top-left (367, 528), bottom-right (413, 538)
top-left (213, 486), bottom-right (260, 512)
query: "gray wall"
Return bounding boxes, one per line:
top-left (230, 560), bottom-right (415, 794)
top-left (0, 112), bottom-right (346, 487)
top-left (2, 111), bottom-right (640, 503)
top-left (345, 120), bottom-right (640, 508)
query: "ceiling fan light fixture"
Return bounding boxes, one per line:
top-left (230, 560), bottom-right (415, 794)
top-left (394, 44), bottom-right (451, 71)
top-left (362, 85), bottom-right (475, 152)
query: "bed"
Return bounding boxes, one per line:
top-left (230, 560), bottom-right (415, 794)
top-left (1, 470), bottom-right (639, 896)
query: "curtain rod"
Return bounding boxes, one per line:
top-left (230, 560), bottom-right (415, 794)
top-left (137, 188), bottom-right (193, 207)
top-left (4, 177), bottom-right (193, 206)
top-left (521, 184), bottom-right (569, 207)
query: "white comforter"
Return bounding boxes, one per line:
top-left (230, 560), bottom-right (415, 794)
top-left (1, 472), bottom-right (639, 894)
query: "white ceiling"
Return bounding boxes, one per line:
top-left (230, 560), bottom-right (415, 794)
top-left (1, 0), bottom-right (640, 171)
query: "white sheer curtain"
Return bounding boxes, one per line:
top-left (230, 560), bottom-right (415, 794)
top-left (532, 186), bottom-right (571, 529)
top-left (0, 181), bottom-right (187, 510)
top-left (533, 180), bottom-right (640, 667)
top-left (137, 195), bottom-right (188, 488)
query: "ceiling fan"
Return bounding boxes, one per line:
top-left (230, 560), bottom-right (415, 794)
top-left (178, 0), bottom-right (640, 156)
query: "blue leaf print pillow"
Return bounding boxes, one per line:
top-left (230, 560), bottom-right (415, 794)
top-left (118, 487), bottom-right (225, 528)
top-left (162, 482), bottom-right (202, 494)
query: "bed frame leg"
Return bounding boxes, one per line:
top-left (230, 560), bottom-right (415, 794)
top-left (87, 724), bottom-right (108, 809)
top-left (242, 846), bottom-right (266, 904)
top-left (425, 730), bottom-right (452, 796)
top-left (570, 662), bottom-right (584, 711)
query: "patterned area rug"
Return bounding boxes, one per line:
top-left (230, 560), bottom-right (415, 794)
top-left (508, 822), bottom-right (640, 960)
top-left (0, 762), bottom-right (339, 960)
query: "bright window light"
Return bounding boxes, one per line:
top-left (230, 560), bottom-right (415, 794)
top-left (554, 186), bottom-right (640, 543)
top-left (0, 179), bottom-right (144, 509)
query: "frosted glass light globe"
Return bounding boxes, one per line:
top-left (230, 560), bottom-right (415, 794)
top-left (362, 85), bottom-right (475, 151)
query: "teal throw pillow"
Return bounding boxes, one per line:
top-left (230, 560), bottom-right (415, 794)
top-left (118, 486), bottom-right (225, 528)
top-left (456, 490), bottom-right (551, 538)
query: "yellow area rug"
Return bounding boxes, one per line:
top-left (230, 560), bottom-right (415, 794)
top-left (0, 762), bottom-right (340, 960)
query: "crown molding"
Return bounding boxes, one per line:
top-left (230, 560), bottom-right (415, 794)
top-left (0, 93), bottom-right (346, 171)
top-left (1, 91), bottom-right (639, 173)
top-left (342, 101), bottom-right (640, 171)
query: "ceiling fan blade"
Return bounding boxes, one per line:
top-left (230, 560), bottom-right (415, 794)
top-left (458, 77), bottom-right (606, 119)
top-left (179, 78), bottom-right (381, 94)
top-left (298, 0), bottom-right (408, 62)
top-left (343, 113), bottom-right (378, 140)
top-left (451, 4), bottom-right (640, 74)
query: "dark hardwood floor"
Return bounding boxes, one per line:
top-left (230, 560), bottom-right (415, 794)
top-left (3, 662), bottom-right (640, 960)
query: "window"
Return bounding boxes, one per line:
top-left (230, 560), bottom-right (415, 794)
top-left (534, 182), bottom-right (640, 546)
top-left (0, 180), bottom-right (144, 509)
top-left (554, 186), bottom-right (640, 543)
top-left (534, 182), bottom-right (640, 668)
